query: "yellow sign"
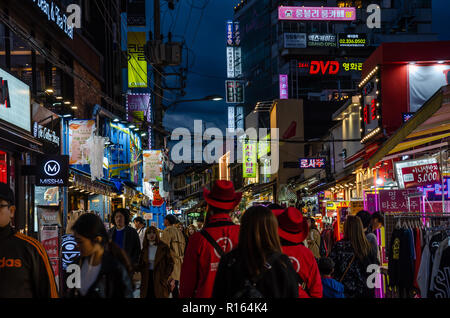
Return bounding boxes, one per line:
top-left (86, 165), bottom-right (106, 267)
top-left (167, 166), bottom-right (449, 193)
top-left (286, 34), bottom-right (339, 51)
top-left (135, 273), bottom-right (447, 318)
top-left (127, 32), bottom-right (147, 88)
top-left (349, 200), bottom-right (364, 215)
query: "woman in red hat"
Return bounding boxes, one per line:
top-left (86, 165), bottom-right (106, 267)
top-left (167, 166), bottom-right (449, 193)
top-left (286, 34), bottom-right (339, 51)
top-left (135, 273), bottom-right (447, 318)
top-left (212, 205), bottom-right (299, 298)
top-left (269, 204), bottom-right (323, 298)
top-left (179, 180), bottom-right (241, 298)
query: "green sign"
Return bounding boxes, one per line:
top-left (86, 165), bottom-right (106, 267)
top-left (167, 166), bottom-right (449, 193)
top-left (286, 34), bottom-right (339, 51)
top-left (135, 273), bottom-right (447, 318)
top-left (258, 134), bottom-right (270, 159)
top-left (243, 141), bottom-right (257, 178)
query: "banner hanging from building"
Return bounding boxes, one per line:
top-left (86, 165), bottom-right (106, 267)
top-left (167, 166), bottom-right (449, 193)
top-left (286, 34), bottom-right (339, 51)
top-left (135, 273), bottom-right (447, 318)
top-left (143, 150), bottom-right (163, 182)
top-left (68, 120), bottom-right (95, 165)
top-left (127, 32), bottom-right (147, 88)
top-left (126, 93), bottom-right (151, 126)
top-left (409, 64), bottom-right (450, 112)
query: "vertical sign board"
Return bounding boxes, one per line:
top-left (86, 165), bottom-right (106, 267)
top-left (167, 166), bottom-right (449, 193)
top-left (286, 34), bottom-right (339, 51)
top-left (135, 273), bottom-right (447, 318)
top-left (143, 150), bottom-right (163, 182)
top-left (226, 21), bottom-right (234, 46)
top-left (228, 106), bottom-right (235, 132)
top-left (243, 141), bottom-right (257, 178)
top-left (68, 120), bottom-right (96, 165)
top-left (226, 80), bottom-right (235, 103)
top-left (236, 106), bottom-right (244, 130)
top-left (234, 22), bottom-right (240, 46)
top-left (227, 47), bottom-right (235, 78)
top-left (36, 155), bottom-right (69, 187)
top-left (126, 93), bottom-right (151, 126)
top-left (279, 74), bottom-right (288, 99)
top-left (234, 47), bottom-right (242, 78)
top-left (127, 32), bottom-right (147, 88)
top-left (360, 75), bottom-right (380, 139)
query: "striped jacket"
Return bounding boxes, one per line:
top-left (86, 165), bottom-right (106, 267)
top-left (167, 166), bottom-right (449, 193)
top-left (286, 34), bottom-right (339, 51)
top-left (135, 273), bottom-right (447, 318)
top-left (0, 224), bottom-right (59, 298)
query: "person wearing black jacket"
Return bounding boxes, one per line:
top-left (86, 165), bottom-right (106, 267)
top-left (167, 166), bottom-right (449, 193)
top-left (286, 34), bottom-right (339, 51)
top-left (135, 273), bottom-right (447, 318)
top-left (108, 208), bottom-right (141, 269)
top-left (69, 213), bottom-right (134, 298)
top-left (212, 206), bottom-right (299, 298)
top-left (0, 184), bottom-right (59, 298)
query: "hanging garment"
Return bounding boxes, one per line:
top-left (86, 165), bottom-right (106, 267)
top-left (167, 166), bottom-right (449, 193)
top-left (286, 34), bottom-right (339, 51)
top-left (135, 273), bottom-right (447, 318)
top-left (85, 135), bottom-right (107, 181)
top-left (429, 237), bottom-right (450, 294)
top-left (388, 229), bottom-right (415, 290)
top-left (430, 244), bottom-right (450, 298)
top-left (413, 228), bottom-right (422, 290)
top-left (417, 243), bottom-right (431, 298)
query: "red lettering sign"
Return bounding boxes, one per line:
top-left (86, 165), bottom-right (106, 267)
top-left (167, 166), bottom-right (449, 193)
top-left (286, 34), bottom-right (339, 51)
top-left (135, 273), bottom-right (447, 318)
top-left (401, 163), bottom-right (441, 189)
top-left (371, 99), bottom-right (377, 120)
top-left (0, 78), bottom-right (10, 108)
top-left (300, 61), bottom-right (340, 75)
top-left (364, 105), bottom-right (368, 124)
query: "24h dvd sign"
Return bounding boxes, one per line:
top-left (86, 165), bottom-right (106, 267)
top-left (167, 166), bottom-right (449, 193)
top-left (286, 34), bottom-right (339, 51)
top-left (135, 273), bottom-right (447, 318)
top-left (36, 155), bottom-right (69, 186)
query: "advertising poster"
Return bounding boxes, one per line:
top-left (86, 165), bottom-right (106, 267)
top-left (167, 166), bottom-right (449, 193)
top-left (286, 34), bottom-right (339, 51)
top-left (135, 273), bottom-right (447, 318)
top-left (126, 93), bottom-right (151, 125)
top-left (127, 32), bottom-right (147, 88)
top-left (143, 150), bottom-right (163, 182)
top-left (338, 33), bottom-right (367, 48)
top-left (40, 226), bottom-right (59, 259)
top-left (35, 186), bottom-right (59, 206)
top-left (68, 120), bottom-right (95, 165)
top-left (0, 66), bottom-right (31, 132)
top-left (243, 141), bottom-right (257, 178)
top-left (401, 163), bottom-right (441, 189)
top-left (409, 64), bottom-right (450, 112)
top-left (38, 207), bottom-right (61, 227)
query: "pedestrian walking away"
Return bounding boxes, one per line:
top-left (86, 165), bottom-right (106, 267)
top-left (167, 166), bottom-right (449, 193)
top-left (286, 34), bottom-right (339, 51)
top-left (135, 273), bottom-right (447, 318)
top-left (307, 217), bottom-right (322, 260)
top-left (270, 205), bottom-right (323, 298)
top-left (69, 213), bottom-right (134, 298)
top-left (161, 214), bottom-right (186, 297)
top-left (329, 215), bottom-right (378, 298)
top-left (212, 205), bottom-right (299, 298)
top-left (138, 226), bottom-right (174, 298)
top-left (318, 257), bottom-right (345, 298)
top-left (0, 183), bottom-right (59, 298)
top-left (180, 180), bottom-right (241, 298)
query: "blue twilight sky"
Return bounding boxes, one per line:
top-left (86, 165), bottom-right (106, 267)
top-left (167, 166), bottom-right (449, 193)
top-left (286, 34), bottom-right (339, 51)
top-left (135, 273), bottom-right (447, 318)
top-left (162, 0), bottom-right (450, 135)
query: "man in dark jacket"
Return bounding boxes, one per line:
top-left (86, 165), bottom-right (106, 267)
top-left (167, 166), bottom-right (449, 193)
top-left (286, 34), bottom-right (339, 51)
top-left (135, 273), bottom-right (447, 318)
top-left (108, 208), bottom-right (141, 269)
top-left (180, 180), bottom-right (241, 298)
top-left (0, 183), bottom-right (58, 298)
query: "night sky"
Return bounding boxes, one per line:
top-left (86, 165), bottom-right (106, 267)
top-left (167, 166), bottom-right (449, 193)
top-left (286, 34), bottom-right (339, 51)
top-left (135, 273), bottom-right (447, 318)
top-left (162, 0), bottom-right (450, 136)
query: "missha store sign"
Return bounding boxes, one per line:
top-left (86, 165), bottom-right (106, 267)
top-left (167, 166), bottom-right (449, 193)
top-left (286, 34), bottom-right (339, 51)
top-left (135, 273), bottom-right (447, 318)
top-left (0, 67), bottom-right (31, 132)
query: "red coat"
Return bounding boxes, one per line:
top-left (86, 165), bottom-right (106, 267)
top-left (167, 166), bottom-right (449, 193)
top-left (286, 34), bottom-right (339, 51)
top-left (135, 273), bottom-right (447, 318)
top-left (179, 213), bottom-right (240, 298)
top-left (281, 244), bottom-right (323, 298)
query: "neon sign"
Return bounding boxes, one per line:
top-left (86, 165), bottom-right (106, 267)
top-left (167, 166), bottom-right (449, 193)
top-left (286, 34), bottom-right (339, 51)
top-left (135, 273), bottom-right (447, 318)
top-left (417, 177), bottom-right (450, 200)
top-left (298, 61), bottom-right (340, 75)
top-left (279, 6), bottom-right (356, 21)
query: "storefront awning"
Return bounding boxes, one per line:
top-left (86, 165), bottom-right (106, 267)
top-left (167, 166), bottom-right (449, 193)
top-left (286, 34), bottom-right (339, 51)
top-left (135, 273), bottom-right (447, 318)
top-left (369, 85), bottom-right (450, 168)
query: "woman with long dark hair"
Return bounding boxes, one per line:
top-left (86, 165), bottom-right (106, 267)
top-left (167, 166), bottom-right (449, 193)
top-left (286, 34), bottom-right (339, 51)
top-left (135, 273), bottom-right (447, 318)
top-left (212, 206), bottom-right (299, 298)
top-left (69, 213), bottom-right (134, 298)
top-left (329, 215), bottom-right (378, 298)
top-left (138, 226), bottom-right (174, 298)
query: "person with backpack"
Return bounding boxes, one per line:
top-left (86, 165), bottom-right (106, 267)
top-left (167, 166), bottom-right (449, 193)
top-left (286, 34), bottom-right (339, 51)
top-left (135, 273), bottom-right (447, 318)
top-left (270, 205), bottom-right (323, 298)
top-left (179, 180), bottom-right (241, 298)
top-left (161, 214), bottom-right (186, 298)
top-left (212, 205), bottom-right (299, 298)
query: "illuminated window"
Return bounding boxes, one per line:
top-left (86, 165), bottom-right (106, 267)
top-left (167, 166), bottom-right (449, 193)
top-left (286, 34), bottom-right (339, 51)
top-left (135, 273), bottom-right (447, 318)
top-left (337, 1), bottom-right (362, 8)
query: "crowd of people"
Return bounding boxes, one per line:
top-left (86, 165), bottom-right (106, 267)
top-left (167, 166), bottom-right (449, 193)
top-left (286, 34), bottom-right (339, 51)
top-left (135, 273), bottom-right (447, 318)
top-left (0, 180), bottom-right (385, 298)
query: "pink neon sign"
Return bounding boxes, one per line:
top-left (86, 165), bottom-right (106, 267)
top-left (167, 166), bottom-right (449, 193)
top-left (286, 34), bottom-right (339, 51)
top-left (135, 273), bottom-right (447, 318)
top-left (279, 74), bottom-right (288, 99)
top-left (278, 6), bottom-right (356, 21)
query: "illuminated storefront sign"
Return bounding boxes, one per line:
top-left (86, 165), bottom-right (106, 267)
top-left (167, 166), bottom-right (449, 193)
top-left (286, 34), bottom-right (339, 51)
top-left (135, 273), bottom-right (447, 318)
top-left (299, 158), bottom-right (326, 169)
top-left (360, 72), bottom-right (381, 142)
top-left (243, 141), bottom-right (257, 178)
top-left (418, 176), bottom-right (450, 200)
top-left (394, 157), bottom-right (439, 189)
top-left (0, 67), bottom-right (31, 132)
top-left (297, 60), bottom-right (362, 75)
top-left (33, 122), bottom-right (60, 146)
top-left (227, 47), bottom-right (235, 78)
top-left (338, 33), bottom-right (367, 48)
top-left (279, 74), bottom-right (288, 99)
top-left (307, 34), bottom-right (337, 47)
top-left (226, 21), bottom-right (233, 46)
top-left (127, 32), bottom-right (147, 88)
top-left (279, 6), bottom-right (356, 21)
top-left (30, 0), bottom-right (74, 39)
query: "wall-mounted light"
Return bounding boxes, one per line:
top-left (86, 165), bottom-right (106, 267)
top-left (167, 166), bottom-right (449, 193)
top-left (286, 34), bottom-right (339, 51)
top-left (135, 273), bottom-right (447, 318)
top-left (45, 88), bottom-right (54, 94)
top-left (64, 101), bottom-right (71, 105)
top-left (71, 106), bottom-right (78, 110)
top-left (376, 178), bottom-right (384, 186)
top-left (437, 61), bottom-right (444, 64)
top-left (56, 96), bottom-right (63, 100)
top-left (129, 124), bottom-right (136, 129)
top-left (113, 118), bottom-right (120, 123)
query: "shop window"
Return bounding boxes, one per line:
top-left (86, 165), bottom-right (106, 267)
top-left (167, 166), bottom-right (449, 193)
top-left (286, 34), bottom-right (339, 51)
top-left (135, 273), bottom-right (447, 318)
top-left (0, 151), bottom-right (7, 184)
top-left (9, 31), bottom-right (32, 87)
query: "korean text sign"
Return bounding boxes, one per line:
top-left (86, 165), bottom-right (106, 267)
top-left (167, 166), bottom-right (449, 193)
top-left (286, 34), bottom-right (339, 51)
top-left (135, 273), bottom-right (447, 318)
top-left (279, 6), bottom-right (356, 21)
top-left (379, 190), bottom-right (421, 212)
top-left (243, 141), bottom-right (257, 178)
top-left (401, 163), bottom-right (441, 189)
top-left (299, 158), bottom-right (326, 169)
top-left (127, 32), bottom-right (147, 88)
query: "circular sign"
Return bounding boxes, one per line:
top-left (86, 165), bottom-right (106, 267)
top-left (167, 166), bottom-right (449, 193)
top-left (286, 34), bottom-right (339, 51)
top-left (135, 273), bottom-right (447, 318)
top-left (44, 160), bottom-right (60, 176)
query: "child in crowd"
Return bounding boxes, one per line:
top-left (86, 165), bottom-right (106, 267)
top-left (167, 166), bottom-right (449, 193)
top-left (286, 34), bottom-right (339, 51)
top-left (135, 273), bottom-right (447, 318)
top-left (318, 257), bottom-right (345, 298)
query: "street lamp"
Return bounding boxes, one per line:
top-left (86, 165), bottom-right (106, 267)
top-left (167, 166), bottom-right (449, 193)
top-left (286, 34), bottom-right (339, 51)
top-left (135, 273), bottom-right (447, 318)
top-left (164, 94), bottom-right (223, 111)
